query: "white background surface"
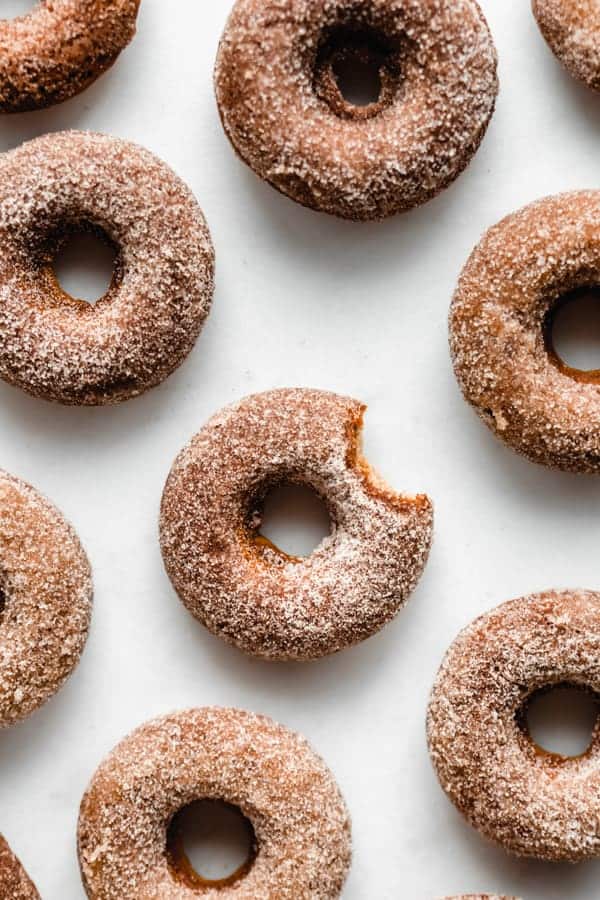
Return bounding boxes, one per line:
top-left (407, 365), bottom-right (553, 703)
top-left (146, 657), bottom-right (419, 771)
top-left (1, 1), bottom-right (600, 897)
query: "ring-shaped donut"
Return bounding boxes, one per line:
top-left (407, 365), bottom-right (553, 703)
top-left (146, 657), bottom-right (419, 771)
top-left (0, 836), bottom-right (39, 900)
top-left (533, 0), bottom-right (600, 90)
top-left (160, 389), bottom-right (433, 661)
top-left (427, 589), bottom-right (600, 862)
top-left (450, 191), bottom-right (600, 472)
top-left (0, 1), bottom-right (140, 113)
top-left (0, 469), bottom-right (92, 728)
top-left (0, 131), bottom-right (214, 406)
top-left (215, 0), bottom-right (498, 220)
top-left (77, 707), bottom-right (352, 899)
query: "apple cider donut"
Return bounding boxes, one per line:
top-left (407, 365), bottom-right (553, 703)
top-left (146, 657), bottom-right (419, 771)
top-left (0, 836), bottom-right (40, 900)
top-left (450, 191), bottom-right (600, 473)
top-left (0, 1), bottom-right (141, 113)
top-left (533, 1), bottom-right (600, 90)
top-left (215, 0), bottom-right (498, 221)
top-left (0, 470), bottom-right (92, 728)
top-left (160, 388), bottom-right (433, 661)
top-left (0, 131), bottom-right (214, 406)
top-left (427, 589), bottom-right (600, 862)
top-left (78, 707), bottom-right (352, 899)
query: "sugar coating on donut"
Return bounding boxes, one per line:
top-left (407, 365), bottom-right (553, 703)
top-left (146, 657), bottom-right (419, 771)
top-left (533, 0), bottom-right (600, 90)
top-left (160, 388), bottom-right (433, 661)
top-left (427, 589), bottom-right (600, 862)
top-left (215, 0), bottom-right (498, 220)
top-left (0, 0), bottom-right (140, 112)
top-left (78, 707), bottom-right (352, 899)
top-left (450, 190), bottom-right (600, 473)
top-left (0, 131), bottom-right (214, 406)
top-left (0, 836), bottom-right (40, 900)
top-left (0, 469), bottom-right (92, 727)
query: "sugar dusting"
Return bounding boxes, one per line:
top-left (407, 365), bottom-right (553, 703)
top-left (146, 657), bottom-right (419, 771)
top-left (0, 131), bottom-right (215, 406)
top-left (533, 0), bottom-right (600, 91)
top-left (78, 707), bottom-right (352, 899)
top-left (427, 589), bottom-right (600, 862)
top-left (450, 191), bottom-right (600, 473)
top-left (160, 388), bottom-right (433, 661)
top-left (0, 0), bottom-right (140, 112)
top-left (214, 0), bottom-right (498, 221)
top-left (0, 470), bottom-right (92, 728)
top-left (0, 835), bottom-right (40, 899)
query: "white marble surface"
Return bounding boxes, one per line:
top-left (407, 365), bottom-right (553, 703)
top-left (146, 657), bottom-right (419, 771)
top-left (1, 1), bottom-right (600, 897)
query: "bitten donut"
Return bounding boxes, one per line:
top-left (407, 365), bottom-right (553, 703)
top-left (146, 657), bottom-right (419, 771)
top-left (0, 836), bottom-right (39, 899)
top-left (0, 131), bottom-right (214, 406)
top-left (427, 589), bottom-right (600, 862)
top-left (0, 470), bottom-right (92, 728)
top-left (160, 388), bottom-right (433, 661)
top-left (450, 191), bottom-right (600, 473)
top-left (78, 707), bottom-right (352, 899)
top-left (0, 1), bottom-right (140, 113)
top-left (215, 0), bottom-right (498, 220)
top-left (533, 0), bottom-right (600, 90)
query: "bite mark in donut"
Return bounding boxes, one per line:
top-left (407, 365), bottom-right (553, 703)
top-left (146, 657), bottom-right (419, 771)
top-left (160, 388), bottom-right (433, 661)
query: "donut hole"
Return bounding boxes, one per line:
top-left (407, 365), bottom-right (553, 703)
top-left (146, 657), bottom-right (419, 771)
top-left (1, 0), bottom-right (37, 20)
top-left (167, 800), bottom-right (257, 889)
top-left (545, 286), bottom-right (600, 379)
top-left (51, 224), bottom-right (119, 305)
top-left (250, 483), bottom-right (332, 559)
top-left (314, 25), bottom-right (403, 118)
top-left (521, 684), bottom-right (600, 758)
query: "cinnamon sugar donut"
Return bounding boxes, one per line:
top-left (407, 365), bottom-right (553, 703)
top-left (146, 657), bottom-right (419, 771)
top-left (160, 388), bottom-right (433, 661)
top-left (0, 836), bottom-right (39, 899)
top-left (0, 1), bottom-right (140, 113)
top-left (533, 0), bottom-right (600, 90)
top-left (427, 589), bottom-right (600, 862)
top-left (0, 469), bottom-right (92, 728)
top-left (214, 0), bottom-right (498, 221)
top-left (450, 191), bottom-right (600, 473)
top-left (0, 131), bottom-right (214, 406)
top-left (77, 707), bottom-right (352, 899)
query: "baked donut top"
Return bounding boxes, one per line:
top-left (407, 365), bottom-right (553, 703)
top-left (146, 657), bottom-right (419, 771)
top-left (0, 1), bottom-right (141, 112)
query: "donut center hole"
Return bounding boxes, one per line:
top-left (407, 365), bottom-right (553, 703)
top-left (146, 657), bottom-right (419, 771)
top-left (524, 684), bottom-right (600, 758)
top-left (315, 26), bottom-right (402, 116)
top-left (546, 287), bottom-right (600, 374)
top-left (53, 228), bottom-right (118, 304)
top-left (167, 800), bottom-right (256, 889)
top-left (1, 0), bottom-right (37, 19)
top-left (256, 484), bottom-right (331, 558)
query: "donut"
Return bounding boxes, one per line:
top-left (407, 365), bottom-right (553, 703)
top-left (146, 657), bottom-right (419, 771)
top-left (450, 191), bottom-right (600, 473)
top-left (214, 0), bottom-right (498, 221)
top-left (442, 896), bottom-right (519, 900)
top-left (0, 469), bottom-right (92, 728)
top-left (0, 836), bottom-right (40, 899)
top-left (0, 131), bottom-right (214, 406)
top-left (77, 707), bottom-right (352, 899)
top-left (0, 1), bottom-right (141, 113)
top-left (427, 589), bottom-right (600, 862)
top-left (160, 388), bottom-right (433, 661)
top-left (533, 0), bottom-right (600, 90)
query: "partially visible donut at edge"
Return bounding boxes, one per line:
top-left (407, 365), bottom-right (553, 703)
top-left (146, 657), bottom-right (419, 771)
top-left (160, 388), bottom-right (433, 661)
top-left (0, 836), bottom-right (40, 900)
top-left (0, 131), bottom-right (215, 406)
top-left (0, 469), bottom-right (92, 728)
top-left (0, 1), bottom-right (141, 113)
top-left (533, 0), bottom-right (600, 91)
top-left (215, 0), bottom-right (498, 221)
